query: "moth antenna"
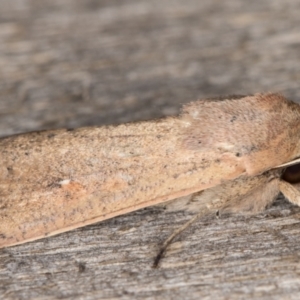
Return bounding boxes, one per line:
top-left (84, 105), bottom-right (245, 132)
top-left (153, 210), bottom-right (212, 268)
top-left (275, 157), bottom-right (300, 169)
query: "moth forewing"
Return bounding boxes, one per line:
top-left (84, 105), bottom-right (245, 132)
top-left (0, 119), bottom-right (246, 248)
top-left (1, 93), bottom-right (300, 249)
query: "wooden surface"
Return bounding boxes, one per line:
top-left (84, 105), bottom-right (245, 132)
top-left (1, 0), bottom-right (300, 299)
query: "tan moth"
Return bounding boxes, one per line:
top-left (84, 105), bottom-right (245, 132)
top-left (1, 93), bottom-right (300, 262)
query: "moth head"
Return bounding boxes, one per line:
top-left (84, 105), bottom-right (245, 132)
top-left (279, 162), bottom-right (300, 209)
top-left (282, 163), bottom-right (300, 185)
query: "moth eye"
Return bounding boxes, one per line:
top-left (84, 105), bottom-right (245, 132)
top-left (282, 163), bottom-right (300, 184)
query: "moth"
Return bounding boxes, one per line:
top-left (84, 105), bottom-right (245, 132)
top-left (1, 93), bottom-right (300, 263)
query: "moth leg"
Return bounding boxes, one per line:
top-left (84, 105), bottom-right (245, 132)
top-left (153, 209), bottom-right (212, 268)
top-left (279, 180), bottom-right (300, 206)
top-left (154, 171), bottom-right (281, 267)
